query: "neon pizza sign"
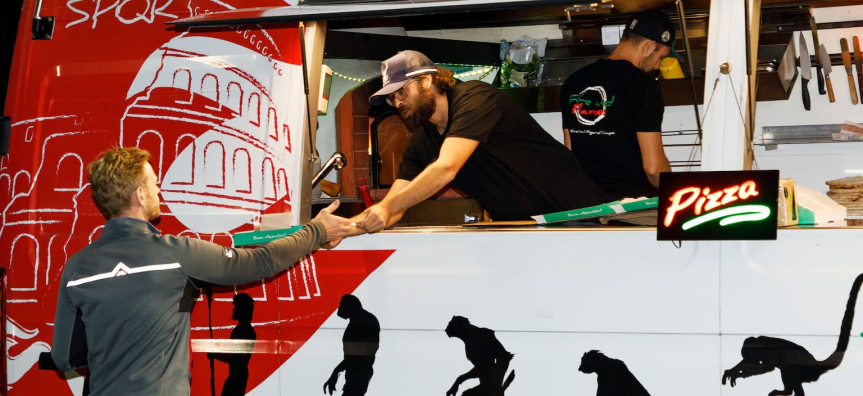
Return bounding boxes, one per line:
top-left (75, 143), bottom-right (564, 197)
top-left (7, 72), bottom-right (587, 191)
top-left (658, 171), bottom-right (779, 240)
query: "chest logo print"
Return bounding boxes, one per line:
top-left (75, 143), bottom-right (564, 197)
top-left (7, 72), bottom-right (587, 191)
top-left (569, 86), bottom-right (614, 126)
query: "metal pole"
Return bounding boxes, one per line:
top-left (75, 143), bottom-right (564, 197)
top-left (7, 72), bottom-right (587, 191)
top-left (676, 0), bottom-right (703, 140)
top-left (31, 0), bottom-right (44, 35)
top-left (299, 22), bottom-right (319, 163)
top-left (745, 0), bottom-right (758, 143)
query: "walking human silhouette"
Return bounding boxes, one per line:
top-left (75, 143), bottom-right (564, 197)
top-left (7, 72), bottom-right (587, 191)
top-left (323, 294), bottom-right (380, 396)
top-left (444, 316), bottom-right (515, 396)
top-left (579, 350), bottom-right (650, 396)
top-left (208, 293), bottom-right (256, 396)
top-left (722, 273), bottom-right (863, 396)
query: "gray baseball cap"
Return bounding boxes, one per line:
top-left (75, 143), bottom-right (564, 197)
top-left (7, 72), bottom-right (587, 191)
top-left (369, 50), bottom-right (438, 106)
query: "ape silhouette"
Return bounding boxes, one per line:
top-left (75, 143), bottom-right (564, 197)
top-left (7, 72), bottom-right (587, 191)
top-left (323, 294), bottom-right (380, 396)
top-left (445, 316), bottom-right (515, 396)
top-left (578, 350), bottom-right (650, 396)
top-left (722, 273), bottom-right (863, 396)
top-left (208, 293), bottom-right (256, 396)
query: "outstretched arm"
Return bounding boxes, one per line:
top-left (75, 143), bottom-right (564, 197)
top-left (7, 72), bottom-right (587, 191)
top-left (321, 179), bottom-right (412, 249)
top-left (636, 131), bottom-right (670, 189)
top-left (359, 137), bottom-right (479, 233)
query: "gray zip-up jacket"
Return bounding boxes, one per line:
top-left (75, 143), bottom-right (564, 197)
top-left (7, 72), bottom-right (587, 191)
top-left (51, 217), bottom-right (327, 395)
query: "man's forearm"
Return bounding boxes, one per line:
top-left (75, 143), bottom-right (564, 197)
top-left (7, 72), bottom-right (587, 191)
top-left (379, 161), bottom-right (457, 215)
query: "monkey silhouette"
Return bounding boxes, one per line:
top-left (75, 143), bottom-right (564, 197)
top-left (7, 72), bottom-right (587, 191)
top-left (578, 350), bottom-right (650, 396)
top-left (722, 273), bottom-right (863, 396)
top-left (323, 294), bottom-right (380, 396)
top-left (445, 316), bottom-right (515, 396)
top-left (208, 293), bottom-right (256, 396)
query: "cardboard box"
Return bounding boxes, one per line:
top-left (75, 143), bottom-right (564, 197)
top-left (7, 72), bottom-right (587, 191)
top-left (234, 226), bottom-right (303, 247)
top-left (777, 178), bottom-right (799, 227)
top-left (532, 197), bottom-right (658, 224)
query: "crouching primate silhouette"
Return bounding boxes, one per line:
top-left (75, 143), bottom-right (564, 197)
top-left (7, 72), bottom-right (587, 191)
top-left (323, 294), bottom-right (380, 396)
top-left (208, 293), bottom-right (256, 396)
top-left (722, 273), bottom-right (863, 396)
top-left (578, 350), bottom-right (650, 396)
top-left (445, 316), bottom-right (515, 396)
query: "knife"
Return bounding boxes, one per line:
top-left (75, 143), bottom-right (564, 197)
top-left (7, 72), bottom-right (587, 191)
top-left (840, 38), bottom-right (858, 105)
top-left (810, 16), bottom-right (826, 95)
top-left (799, 34), bottom-right (812, 111)
top-left (820, 44), bottom-right (835, 103)
top-left (854, 36), bottom-right (862, 104)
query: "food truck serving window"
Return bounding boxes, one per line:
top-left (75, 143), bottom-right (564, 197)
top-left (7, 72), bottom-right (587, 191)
top-left (658, 170), bottom-right (780, 241)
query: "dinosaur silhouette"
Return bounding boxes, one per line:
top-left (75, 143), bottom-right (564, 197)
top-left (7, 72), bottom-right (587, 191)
top-left (722, 273), bottom-right (863, 396)
top-left (579, 350), bottom-right (650, 396)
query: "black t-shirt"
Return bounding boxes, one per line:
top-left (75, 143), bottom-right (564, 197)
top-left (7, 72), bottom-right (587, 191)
top-left (397, 80), bottom-right (606, 221)
top-left (560, 58), bottom-right (664, 200)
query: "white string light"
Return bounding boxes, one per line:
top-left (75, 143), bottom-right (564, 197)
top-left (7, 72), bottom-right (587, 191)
top-left (332, 71), bottom-right (367, 82)
top-left (454, 68), bottom-right (493, 79)
top-left (332, 65), bottom-right (497, 82)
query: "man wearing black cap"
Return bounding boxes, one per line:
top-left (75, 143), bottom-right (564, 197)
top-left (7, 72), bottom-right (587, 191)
top-left (560, 8), bottom-right (674, 201)
top-left (344, 50), bottom-right (606, 234)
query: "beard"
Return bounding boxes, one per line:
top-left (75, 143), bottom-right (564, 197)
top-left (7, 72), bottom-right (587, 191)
top-left (398, 84), bottom-right (437, 128)
top-left (147, 198), bottom-right (162, 220)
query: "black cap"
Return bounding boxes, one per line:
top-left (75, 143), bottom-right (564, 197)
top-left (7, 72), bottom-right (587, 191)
top-left (624, 9), bottom-right (681, 60)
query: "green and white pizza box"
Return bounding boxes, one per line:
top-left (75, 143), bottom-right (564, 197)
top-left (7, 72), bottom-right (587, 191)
top-left (233, 226), bottom-right (303, 247)
top-left (532, 197), bottom-right (658, 224)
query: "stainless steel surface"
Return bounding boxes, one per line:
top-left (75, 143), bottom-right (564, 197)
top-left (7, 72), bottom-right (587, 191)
top-left (778, 35), bottom-right (798, 94)
top-left (311, 152), bottom-right (347, 187)
top-left (799, 34), bottom-right (811, 80)
top-left (757, 124), bottom-right (850, 149)
top-left (821, 45), bottom-right (832, 74)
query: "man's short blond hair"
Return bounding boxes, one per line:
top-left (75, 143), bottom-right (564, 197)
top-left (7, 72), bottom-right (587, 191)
top-left (88, 147), bottom-right (151, 219)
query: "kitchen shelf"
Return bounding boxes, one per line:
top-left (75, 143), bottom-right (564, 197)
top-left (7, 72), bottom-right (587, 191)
top-left (755, 124), bottom-right (862, 150)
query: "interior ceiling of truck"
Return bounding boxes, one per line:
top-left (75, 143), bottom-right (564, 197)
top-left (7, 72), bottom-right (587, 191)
top-left (387, 0), bottom-right (859, 32)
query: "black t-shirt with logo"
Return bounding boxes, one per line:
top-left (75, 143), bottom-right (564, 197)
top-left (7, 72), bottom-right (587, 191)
top-left (560, 58), bottom-right (664, 200)
top-left (397, 80), bottom-right (607, 221)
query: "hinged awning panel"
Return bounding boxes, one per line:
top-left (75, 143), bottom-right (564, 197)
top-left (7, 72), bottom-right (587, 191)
top-left (169, 0), bottom-right (587, 27)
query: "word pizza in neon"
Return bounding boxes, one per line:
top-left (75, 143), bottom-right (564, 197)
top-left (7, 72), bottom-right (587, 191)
top-left (663, 181), bottom-right (760, 227)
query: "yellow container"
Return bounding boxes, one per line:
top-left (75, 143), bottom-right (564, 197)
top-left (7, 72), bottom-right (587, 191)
top-left (659, 57), bottom-right (685, 79)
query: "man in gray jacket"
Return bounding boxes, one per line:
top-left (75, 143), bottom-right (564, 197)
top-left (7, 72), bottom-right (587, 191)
top-left (51, 147), bottom-right (352, 395)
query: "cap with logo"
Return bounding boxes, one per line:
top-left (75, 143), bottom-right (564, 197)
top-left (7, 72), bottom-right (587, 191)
top-left (624, 9), bottom-right (681, 62)
top-left (369, 50), bottom-right (438, 106)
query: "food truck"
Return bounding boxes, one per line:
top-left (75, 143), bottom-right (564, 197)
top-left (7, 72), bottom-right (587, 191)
top-left (2, 0), bottom-right (863, 395)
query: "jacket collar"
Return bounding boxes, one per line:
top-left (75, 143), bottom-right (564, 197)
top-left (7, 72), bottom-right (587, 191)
top-left (102, 217), bottom-right (160, 238)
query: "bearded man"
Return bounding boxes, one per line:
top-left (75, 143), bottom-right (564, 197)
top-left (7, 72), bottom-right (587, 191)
top-left (343, 50), bottom-right (606, 235)
top-left (560, 9), bottom-right (674, 201)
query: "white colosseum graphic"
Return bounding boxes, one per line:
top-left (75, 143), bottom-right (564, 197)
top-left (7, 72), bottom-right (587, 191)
top-left (122, 34), bottom-right (307, 233)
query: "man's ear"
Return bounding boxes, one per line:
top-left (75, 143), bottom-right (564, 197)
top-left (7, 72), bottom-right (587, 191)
top-left (134, 187), bottom-right (145, 206)
top-left (642, 40), bottom-right (658, 57)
